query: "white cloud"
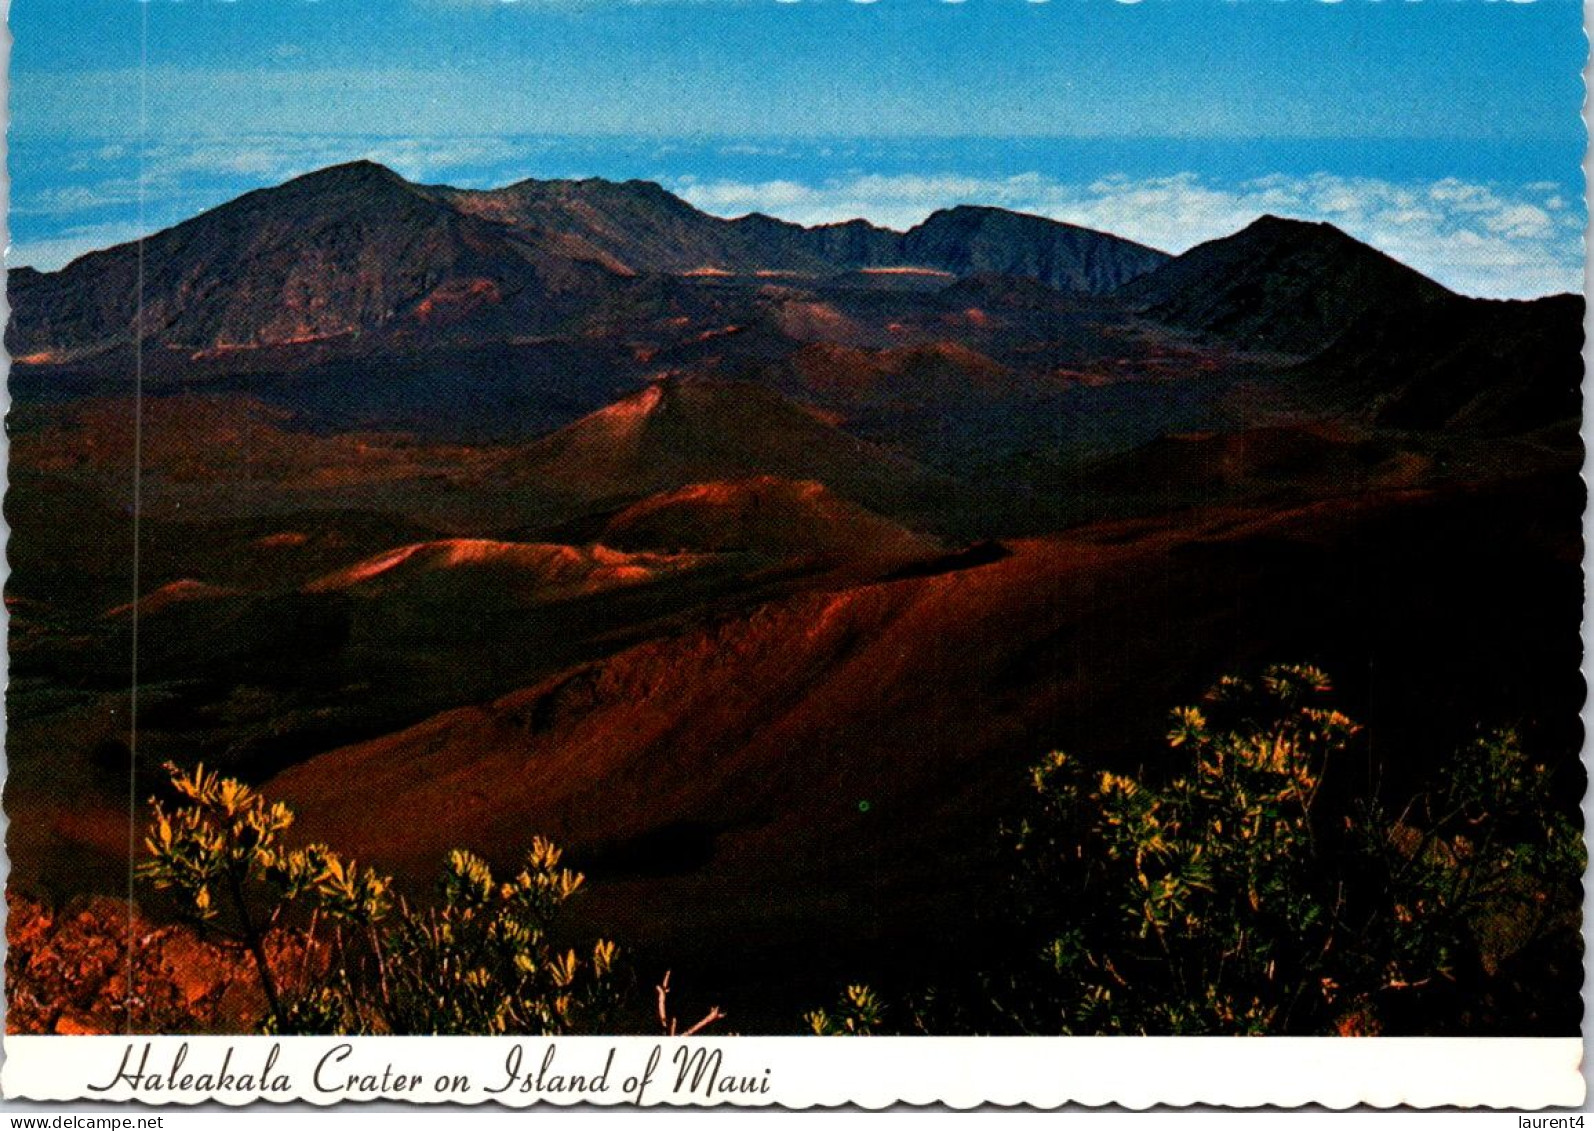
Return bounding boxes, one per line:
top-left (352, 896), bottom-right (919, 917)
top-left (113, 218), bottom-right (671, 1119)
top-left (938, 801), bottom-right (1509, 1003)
top-left (140, 136), bottom-right (531, 186)
top-left (667, 169), bottom-right (1583, 298)
top-left (7, 222), bottom-right (152, 271)
top-left (10, 144), bottom-right (1582, 299)
top-left (9, 135), bottom-right (546, 269)
top-left (11, 183), bottom-right (144, 215)
top-left (1482, 204), bottom-right (1553, 239)
top-left (20, 137), bottom-right (533, 215)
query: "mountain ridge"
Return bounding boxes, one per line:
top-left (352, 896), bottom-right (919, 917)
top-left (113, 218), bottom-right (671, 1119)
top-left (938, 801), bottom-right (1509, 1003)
top-left (10, 162), bottom-right (1576, 448)
top-left (8, 160), bottom-right (1170, 360)
top-left (1117, 213), bottom-right (1458, 355)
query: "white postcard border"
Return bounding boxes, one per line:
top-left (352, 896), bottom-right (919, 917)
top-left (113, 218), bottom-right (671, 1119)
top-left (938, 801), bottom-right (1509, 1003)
top-left (0, 1035), bottom-right (1583, 1110)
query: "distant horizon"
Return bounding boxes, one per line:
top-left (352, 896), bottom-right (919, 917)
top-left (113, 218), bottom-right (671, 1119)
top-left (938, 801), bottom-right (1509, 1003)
top-left (8, 143), bottom-right (1584, 302)
top-left (10, 0), bottom-right (1583, 300)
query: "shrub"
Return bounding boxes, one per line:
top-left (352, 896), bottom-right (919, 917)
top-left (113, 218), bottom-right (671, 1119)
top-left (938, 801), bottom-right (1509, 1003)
top-left (1003, 664), bottom-right (1583, 1035)
top-left (807, 664), bottom-right (1583, 1036)
top-left (140, 763), bottom-right (618, 1034)
top-left (804, 984), bottom-right (886, 1035)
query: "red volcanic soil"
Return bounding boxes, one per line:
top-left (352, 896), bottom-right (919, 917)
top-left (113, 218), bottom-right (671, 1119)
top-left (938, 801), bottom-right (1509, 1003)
top-left (5, 472), bottom-right (1579, 1029)
top-left (509, 378), bottom-right (948, 519)
top-left (10, 394), bottom-right (511, 519)
top-left (598, 476), bottom-right (939, 563)
top-left (412, 277), bottom-right (504, 326)
top-left (104, 578), bottom-right (241, 619)
top-left (261, 473), bottom-right (1581, 1026)
top-left (789, 340), bottom-right (1009, 399)
top-left (770, 298), bottom-right (871, 345)
top-left (6, 892), bottom-right (315, 1034)
top-left (303, 538), bottom-right (705, 601)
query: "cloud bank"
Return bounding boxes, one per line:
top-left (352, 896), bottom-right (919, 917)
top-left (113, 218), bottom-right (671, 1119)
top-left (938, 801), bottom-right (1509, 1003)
top-left (665, 170), bottom-right (1582, 300)
top-left (10, 142), bottom-right (1581, 300)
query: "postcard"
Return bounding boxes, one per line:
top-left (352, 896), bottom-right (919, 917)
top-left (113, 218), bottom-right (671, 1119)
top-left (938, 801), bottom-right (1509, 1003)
top-left (2, 0), bottom-right (1585, 1109)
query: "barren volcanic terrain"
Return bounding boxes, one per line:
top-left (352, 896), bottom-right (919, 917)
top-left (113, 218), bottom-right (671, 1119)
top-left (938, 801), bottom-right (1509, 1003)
top-left (7, 163), bottom-right (1583, 1033)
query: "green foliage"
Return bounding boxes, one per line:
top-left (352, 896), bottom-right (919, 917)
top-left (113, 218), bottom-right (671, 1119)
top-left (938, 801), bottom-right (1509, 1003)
top-left (1004, 664), bottom-right (1583, 1035)
top-left (370, 842), bottom-right (619, 1035)
top-left (805, 984), bottom-right (886, 1035)
top-left (140, 763), bottom-right (618, 1035)
top-left (1347, 728), bottom-right (1585, 1027)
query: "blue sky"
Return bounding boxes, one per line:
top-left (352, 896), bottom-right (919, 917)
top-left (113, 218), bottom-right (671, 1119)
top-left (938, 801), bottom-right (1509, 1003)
top-left (8, 0), bottom-right (1587, 297)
